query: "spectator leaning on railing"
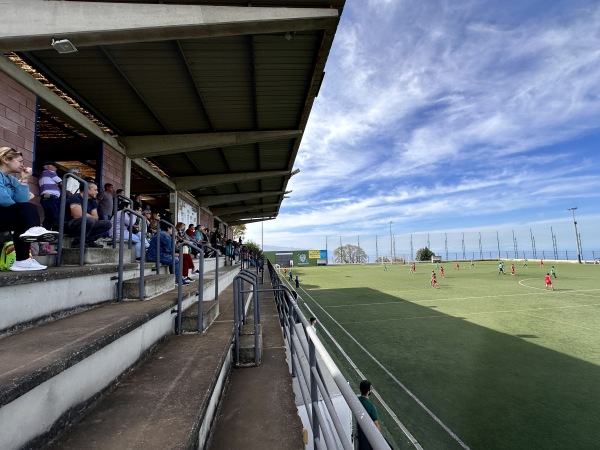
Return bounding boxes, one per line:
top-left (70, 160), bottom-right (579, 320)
top-left (0, 146), bottom-right (59, 271)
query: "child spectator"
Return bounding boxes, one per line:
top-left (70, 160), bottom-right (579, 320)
top-left (0, 147), bottom-right (58, 271)
top-left (38, 161), bottom-right (62, 230)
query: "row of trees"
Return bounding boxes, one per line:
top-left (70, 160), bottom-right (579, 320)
top-left (333, 244), bottom-right (435, 263)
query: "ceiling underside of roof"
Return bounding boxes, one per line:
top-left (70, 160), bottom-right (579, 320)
top-left (2, 0), bottom-right (344, 225)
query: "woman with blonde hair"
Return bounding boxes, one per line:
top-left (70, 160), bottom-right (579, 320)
top-left (0, 147), bottom-right (58, 271)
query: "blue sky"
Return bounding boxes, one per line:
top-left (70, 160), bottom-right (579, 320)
top-left (246, 0), bottom-right (600, 259)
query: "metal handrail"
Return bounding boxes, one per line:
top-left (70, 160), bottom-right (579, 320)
top-left (232, 270), bottom-right (260, 365)
top-left (112, 194), bottom-right (132, 249)
top-left (267, 260), bottom-right (390, 450)
top-left (57, 174), bottom-right (89, 266)
top-left (174, 241), bottom-right (221, 334)
top-left (116, 208), bottom-right (147, 301)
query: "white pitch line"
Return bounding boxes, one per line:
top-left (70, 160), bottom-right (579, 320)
top-left (338, 302), bottom-right (600, 325)
top-left (301, 302), bottom-right (424, 450)
top-left (516, 312), bottom-right (599, 332)
top-left (298, 286), bottom-right (470, 450)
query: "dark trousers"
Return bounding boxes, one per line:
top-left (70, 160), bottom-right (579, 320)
top-left (66, 218), bottom-right (112, 243)
top-left (0, 202), bottom-right (39, 260)
top-left (40, 195), bottom-right (60, 230)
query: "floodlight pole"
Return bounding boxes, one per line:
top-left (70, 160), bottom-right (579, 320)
top-left (389, 221), bottom-right (393, 263)
top-left (568, 207), bottom-right (582, 263)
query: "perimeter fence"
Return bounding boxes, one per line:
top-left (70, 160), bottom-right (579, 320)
top-left (324, 222), bottom-right (599, 264)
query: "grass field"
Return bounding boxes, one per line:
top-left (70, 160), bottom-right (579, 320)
top-left (282, 261), bottom-right (600, 450)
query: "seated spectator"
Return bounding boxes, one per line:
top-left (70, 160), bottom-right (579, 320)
top-left (38, 161), bottom-right (62, 230)
top-left (146, 224), bottom-right (188, 286)
top-left (184, 223), bottom-right (200, 257)
top-left (0, 146), bottom-right (58, 271)
top-left (148, 211), bottom-right (160, 236)
top-left (65, 166), bottom-right (82, 196)
top-left (112, 205), bottom-right (149, 259)
top-left (64, 181), bottom-right (111, 248)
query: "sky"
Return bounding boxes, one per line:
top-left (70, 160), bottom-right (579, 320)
top-left (246, 0), bottom-right (600, 260)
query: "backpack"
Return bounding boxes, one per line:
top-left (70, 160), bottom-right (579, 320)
top-left (0, 241), bottom-right (16, 271)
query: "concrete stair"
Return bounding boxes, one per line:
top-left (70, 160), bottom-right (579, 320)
top-left (0, 257), bottom-right (241, 449)
top-left (122, 273), bottom-right (174, 300)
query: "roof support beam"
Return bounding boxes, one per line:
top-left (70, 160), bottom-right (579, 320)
top-left (218, 212), bottom-right (279, 222)
top-left (211, 203), bottom-right (280, 216)
top-left (132, 158), bottom-right (176, 191)
top-left (0, 3), bottom-right (339, 51)
top-left (121, 130), bottom-right (301, 158)
top-left (199, 190), bottom-right (285, 207)
top-left (174, 170), bottom-right (289, 191)
top-left (227, 217), bottom-right (277, 226)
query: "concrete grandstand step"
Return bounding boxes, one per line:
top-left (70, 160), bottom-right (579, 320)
top-left (180, 299), bottom-right (220, 332)
top-left (236, 317), bottom-right (263, 367)
top-left (60, 246), bottom-right (129, 265)
top-left (0, 263), bottom-right (147, 335)
top-left (45, 323), bottom-right (235, 450)
top-left (0, 283), bottom-right (202, 450)
top-left (122, 273), bottom-right (174, 300)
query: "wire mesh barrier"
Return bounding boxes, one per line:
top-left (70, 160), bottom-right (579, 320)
top-left (267, 260), bottom-right (391, 450)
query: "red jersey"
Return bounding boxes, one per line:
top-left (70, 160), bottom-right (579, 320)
top-left (545, 274), bottom-right (552, 284)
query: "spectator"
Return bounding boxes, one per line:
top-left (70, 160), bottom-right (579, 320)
top-left (113, 204), bottom-right (149, 259)
top-left (0, 146), bottom-right (58, 271)
top-left (64, 181), bottom-right (111, 248)
top-left (131, 193), bottom-right (143, 211)
top-left (146, 224), bottom-right (188, 286)
top-left (356, 380), bottom-right (381, 450)
top-left (148, 211), bottom-right (160, 236)
top-left (38, 161), bottom-right (62, 230)
top-left (65, 166), bottom-right (82, 196)
top-left (309, 317), bottom-right (317, 333)
top-left (96, 183), bottom-right (115, 221)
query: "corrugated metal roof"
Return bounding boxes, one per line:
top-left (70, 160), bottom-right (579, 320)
top-left (8, 0), bottom-right (344, 224)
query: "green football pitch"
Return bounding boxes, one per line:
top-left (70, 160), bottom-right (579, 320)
top-left (284, 261), bottom-right (600, 450)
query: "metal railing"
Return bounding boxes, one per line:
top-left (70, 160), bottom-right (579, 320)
top-left (232, 269), bottom-right (260, 365)
top-left (116, 208), bottom-right (147, 301)
top-left (57, 174), bottom-right (89, 266)
top-left (173, 240), bottom-right (221, 335)
top-left (112, 194), bottom-right (133, 250)
top-left (267, 260), bottom-right (390, 450)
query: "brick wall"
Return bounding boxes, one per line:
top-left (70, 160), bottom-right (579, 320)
top-left (0, 72), bottom-right (39, 213)
top-left (102, 144), bottom-right (124, 189)
top-left (200, 208), bottom-right (214, 231)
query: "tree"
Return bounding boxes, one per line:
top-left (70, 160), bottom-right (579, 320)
top-left (244, 240), bottom-right (263, 258)
top-left (231, 224), bottom-right (246, 240)
top-left (334, 244), bottom-right (367, 264)
top-left (375, 256), bottom-right (390, 263)
top-left (415, 246), bottom-right (435, 262)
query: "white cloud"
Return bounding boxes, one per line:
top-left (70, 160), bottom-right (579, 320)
top-left (256, 1), bottom-right (600, 252)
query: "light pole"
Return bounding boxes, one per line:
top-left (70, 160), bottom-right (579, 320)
top-left (568, 207), bottom-right (582, 263)
top-left (389, 221), bottom-right (393, 263)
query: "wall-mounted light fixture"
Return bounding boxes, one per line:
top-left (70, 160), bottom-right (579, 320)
top-left (51, 39), bottom-right (78, 54)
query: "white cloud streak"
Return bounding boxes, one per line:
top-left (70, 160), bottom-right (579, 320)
top-left (247, 1), bottom-right (600, 251)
